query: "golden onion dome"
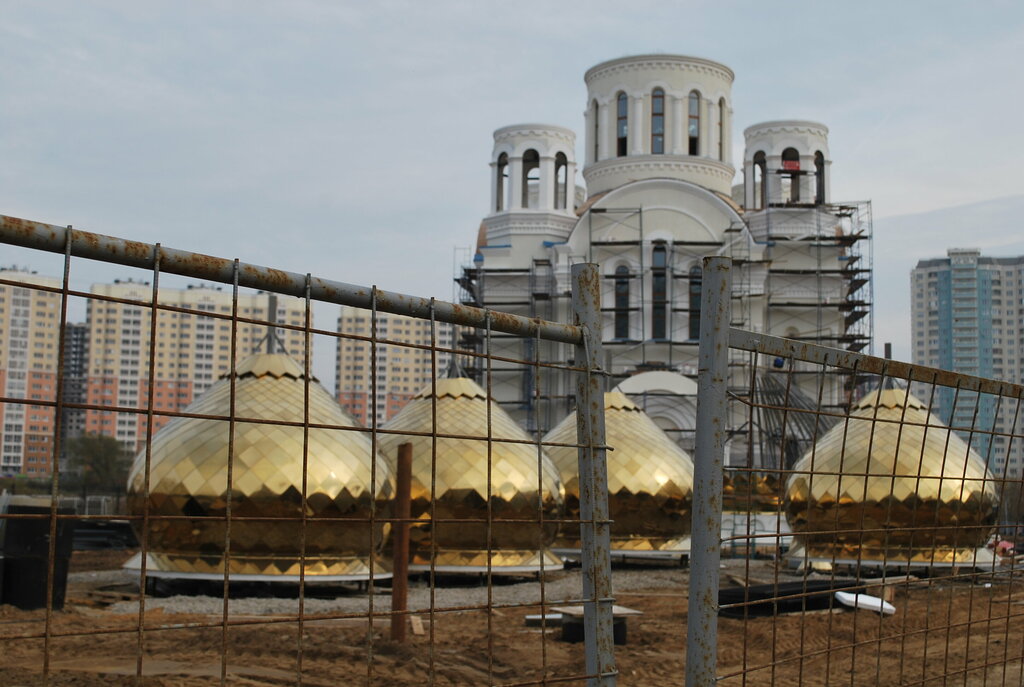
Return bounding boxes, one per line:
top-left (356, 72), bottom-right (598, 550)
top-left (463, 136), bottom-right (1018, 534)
top-left (126, 353), bottom-right (394, 580)
top-left (379, 377), bottom-right (563, 572)
top-left (542, 391), bottom-right (694, 552)
top-left (784, 387), bottom-right (999, 565)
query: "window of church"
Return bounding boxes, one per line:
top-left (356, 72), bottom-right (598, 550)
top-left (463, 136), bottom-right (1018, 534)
top-left (753, 151), bottom-right (766, 210)
top-left (688, 264), bottom-right (702, 340)
top-left (592, 100), bottom-right (600, 161)
top-left (652, 244), bottom-right (668, 339)
top-left (616, 92), bottom-right (628, 157)
top-left (688, 91), bottom-right (701, 155)
top-left (781, 147), bottom-right (800, 203)
top-left (614, 265), bottom-right (630, 339)
top-left (814, 151), bottom-right (825, 204)
top-left (522, 149), bottom-right (540, 208)
top-left (718, 98), bottom-right (726, 161)
top-left (554, 152), bottom-right (568, 209)
top-left (651, 88), bottom-right (665, 154)
top-left (496, 153), bottom-right (508, 211)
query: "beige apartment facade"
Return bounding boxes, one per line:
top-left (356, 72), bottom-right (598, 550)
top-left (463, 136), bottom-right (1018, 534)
top-left (84, 281), bottom-right (309, 453)
top-left (336, 306), bottom-right (453, 426)
top-left (0, 267), bottom-right (62, 476)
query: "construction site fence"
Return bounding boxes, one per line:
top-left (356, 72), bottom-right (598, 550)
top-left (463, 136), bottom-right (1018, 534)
top-left (691, 256), bottom-right (1024, 686)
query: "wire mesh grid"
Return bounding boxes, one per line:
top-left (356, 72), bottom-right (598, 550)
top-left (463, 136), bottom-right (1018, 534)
top-left (0, 217), bottom-right (617, 686)
top-left (706, 320), bottom-right (1024, 685)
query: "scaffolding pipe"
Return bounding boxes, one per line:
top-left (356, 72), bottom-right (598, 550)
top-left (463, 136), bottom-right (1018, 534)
top-left (0, 215), bottom-right (583, 346)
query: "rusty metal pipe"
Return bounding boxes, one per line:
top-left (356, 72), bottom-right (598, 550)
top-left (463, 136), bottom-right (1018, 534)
top-left (390, 443), bottom-right (412, 642)
top-left (0, 215), bottom-right (584, 345)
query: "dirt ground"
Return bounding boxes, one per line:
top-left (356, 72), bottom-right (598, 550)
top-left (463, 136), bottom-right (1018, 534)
top-left (2, 551), bottom-right (1022, 686)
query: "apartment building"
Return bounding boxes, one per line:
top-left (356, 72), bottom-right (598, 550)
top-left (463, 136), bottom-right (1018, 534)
top-left (84, 281), bottom-right (309, 453)
top-left (911, 249), bottom-right (1024, 478)
top-left (0, 267), bottom-right (62, 476)
top-left (336, 306), bottom-right (453, 426)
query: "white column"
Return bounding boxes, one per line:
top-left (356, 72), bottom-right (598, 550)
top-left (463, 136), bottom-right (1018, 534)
top-left (539, 155), bottom-right (555, 209)
top-left (671, 95), bottom-right (684, 155)
top-left (707, 100), bottom-right (719, 162)
top-left (743, 161), bottom-right (754, 209)
top-left (799, 154), bottom-right (814, 202)
top-left (566, 161), bottom-right (577, 210)
top-left (698, 96), bottom-right (710, 157)
top-left (766, 155), bottom-right (782, 204)
top-left (584, 107), bottom-right (594, 166)
top-left (824, 159), bottom-right (832, 203)
top-left (597, 101), bottom-right (610, 161)
top-left (489, 160), bottom-right (498, 212)
top-left (631, 95), bottom-right (644, 155)
top-left (509, 156), bottom-right (523, 210)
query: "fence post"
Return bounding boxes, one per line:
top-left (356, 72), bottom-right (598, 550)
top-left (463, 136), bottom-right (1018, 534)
top-left (571, 262), bottom-right (617, 686)
top-left (686, 256), bottom-right (732, 687)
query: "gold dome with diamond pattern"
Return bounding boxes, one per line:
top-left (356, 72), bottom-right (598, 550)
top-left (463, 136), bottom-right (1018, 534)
top-left (379, 377), bottom-right (563, 572)
top-left (784, 387), bottom-right (999, 565)
top-left (542, 391), bottom-right (694, 552)
top-left (126, 353), bottom-right (394, 580)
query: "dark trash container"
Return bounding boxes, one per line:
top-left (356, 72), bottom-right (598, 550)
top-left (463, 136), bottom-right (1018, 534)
top-left (1, 505), bottom-right (76, 610)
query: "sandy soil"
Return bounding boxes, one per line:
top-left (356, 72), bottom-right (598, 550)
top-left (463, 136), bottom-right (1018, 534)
top-left (2, 551), bottom-right (1022, 686)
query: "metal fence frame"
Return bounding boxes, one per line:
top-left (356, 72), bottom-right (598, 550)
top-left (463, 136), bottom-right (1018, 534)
top-left (0, 214), bottom-right (618, 686)
top-left (689, 256), bottom-right (1024, 686)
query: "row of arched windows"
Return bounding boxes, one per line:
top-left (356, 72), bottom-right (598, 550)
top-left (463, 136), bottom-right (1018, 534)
top-left (594, 91), bottom-right (728, 161)
top-left (612, 250), bottom-right (702, 341)
top-left (495, 150), bottom-right (570, 212)
top-left (750, 149), bottom-right (827, 208)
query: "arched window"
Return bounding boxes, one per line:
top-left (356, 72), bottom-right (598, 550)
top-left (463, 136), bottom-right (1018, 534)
top-left (591, 100), bottom-right (600, 161)
top-left (614, 265), bottom-right (630, 339)
top-left (688, 91), bottom-right (701, 155)
top-left (495, 153), bottom-right (508, 212)
top-left (522, 149), bottom-right (540, 208)
top-left (814, 151), bottom-right (825, 204)
top-left (651, 88), bottom-right (665, 154)
top-left (718, 97), bottom-right (727, 161)
top-left (688, 264), bottom-right (702, 340)
top-left (651, 244), bottom-right (668, 340)
top-left (554, 152), bottom-right (568, 210)
top-left (781, 147), bottom-right (800, 203)
top-left (753, 151), bottom-right (766, 210)
top-left (616, 92), bottom-right (628, 157)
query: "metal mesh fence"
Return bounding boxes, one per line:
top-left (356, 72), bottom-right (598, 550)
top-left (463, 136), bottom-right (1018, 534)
top-left (0, 216), bottom-right (615, 686)
top-left (3, 219), bottom-right (1024, 686)
top-left (694, 257), bottom-right (1024, 687)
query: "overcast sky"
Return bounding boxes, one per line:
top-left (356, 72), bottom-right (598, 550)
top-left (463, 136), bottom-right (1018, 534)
top-left (2, 1), bottom-right (1023, 375)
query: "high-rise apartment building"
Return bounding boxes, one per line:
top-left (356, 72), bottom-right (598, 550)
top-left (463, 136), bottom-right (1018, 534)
top-left (59, 321), bottom-right (89, 465)
top-left (84, 281), bottom-right (309, 453)
top-left (336, 306), bottom-right (453, 426)
top-left (911, 249), bottom-right (1024, 478)
top-left (0, 267), bottom-right (62, 476)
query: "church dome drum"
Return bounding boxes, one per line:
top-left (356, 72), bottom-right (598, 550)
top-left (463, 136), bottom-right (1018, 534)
top-left (543, 391), bottom-right (694, 552)
top-left (126, 354), bottom-right (395, 580)
top-left (379, 377), bottom-right (564, 572)
top-left (784, 387), bottom-right (1000, 565)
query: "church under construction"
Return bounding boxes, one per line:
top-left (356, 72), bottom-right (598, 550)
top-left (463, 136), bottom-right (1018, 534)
top-left (456, 54), bottom-right (873, 469)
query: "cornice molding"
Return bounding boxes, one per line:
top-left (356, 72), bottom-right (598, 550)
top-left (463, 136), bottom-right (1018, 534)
top-left (585, 55), bottom-right (734, 86)
top-left (582, 156), bottom-right (735, 185)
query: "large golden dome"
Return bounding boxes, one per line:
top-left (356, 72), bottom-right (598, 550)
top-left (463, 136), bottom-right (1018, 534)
top-left (784, 387), bottom-right (999, 565)
top-left (379, 377), bottom-right (563, 572)
top-left (126, 354), bottom-right (394, 580)
top-left (543, 391), bottom-right (694, 552)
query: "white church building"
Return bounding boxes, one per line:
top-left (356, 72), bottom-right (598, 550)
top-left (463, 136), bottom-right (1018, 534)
top-left (457, 54), bottom-right (872, 469)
